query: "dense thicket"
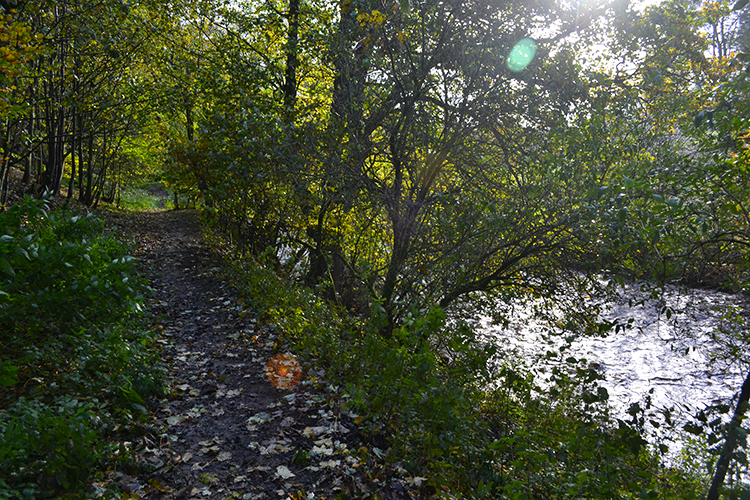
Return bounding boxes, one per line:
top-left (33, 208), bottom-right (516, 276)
top-left (0, 198), bottom-right (162, 497)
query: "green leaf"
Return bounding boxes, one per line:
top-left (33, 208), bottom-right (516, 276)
top-left (624, 176), bottom-right (634, 188)
top-left (0, 257), bottom-right (14, 277)
top-left (618, 206), bottom-right (628, 221)
top-left (0, 358), bottom-right (19, 387)
top-left (83, 254), bottom-right (93, 265)
top-left (0, 234), bottom-right (13, 243)
top-left (733, 0), bottom-right (749, 11)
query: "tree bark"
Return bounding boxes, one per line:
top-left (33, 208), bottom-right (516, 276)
top-left (706, 369), bottom-right (750, 500)
top-left (282, 0), bottom-right (300, 111)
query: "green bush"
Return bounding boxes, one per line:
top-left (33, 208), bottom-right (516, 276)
top-left (0, 397), bottom-right (102, 499)
top-left (0, 197), bottom-right (145, 342)
top-left (0, 197), bottom-right (163, 498)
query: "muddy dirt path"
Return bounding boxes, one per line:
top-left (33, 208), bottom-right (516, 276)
top-left (106, 210), bottom-right (369, 500)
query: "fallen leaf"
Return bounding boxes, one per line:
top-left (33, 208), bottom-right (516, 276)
top-left (167, 415), bottom-right (185, 426)
top-left (303, 426), bottom-right (328, 438)
top-left (319, 460), bottom-right (341, 469)
top-left (407, 476), bottom-right (427, 487)
top-left (275, 465), bottom-right (295, 479)
top-left (199, 473), bottom-right (219, 484)
top-left (217, 451), bottom-right (232, 462)
top-left (280, 416), bottom-right (295, 428)
top-left (311, 445), bottom-right (333, 457)
top-left (149, 478), bottom-right (172, 493)
top-left (198, 436), bottom-right (224, 447)
top-left (182, 452), bottom-right (193, 463)
top-left (247, 412), bottom-right (271, 425)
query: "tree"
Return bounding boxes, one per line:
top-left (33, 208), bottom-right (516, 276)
top-left (302, 0), bottom-right (615, 333)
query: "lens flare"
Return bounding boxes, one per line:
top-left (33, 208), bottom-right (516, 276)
top-left (265, 353), bottom-right (302, 390)
top-left (507, 38), bottom-right (537, 72)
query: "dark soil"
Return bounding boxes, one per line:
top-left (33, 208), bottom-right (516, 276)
top-left (104, 209), bottom-right (408, 500)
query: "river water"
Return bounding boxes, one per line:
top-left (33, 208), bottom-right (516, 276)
top-left (482, 281), bottom-right (749, 425)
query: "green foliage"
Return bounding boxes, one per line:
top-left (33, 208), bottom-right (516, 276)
top-left (0, 198), bottom-right (163, 498)
top-left (117, 185), bottom-right (165, 211)
top-left (341, 309), bottom-right (500, 485)
top-left (0, 322), bottom-right (165, 497)
top-left (0, 357), bottom-right (19, 388)
top-left (0, 397), bottom-right (103, 498)
top-left (0, 197), bottom-right (145, 341)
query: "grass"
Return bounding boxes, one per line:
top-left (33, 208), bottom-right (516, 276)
top-left (117, 184), bottom-right (165, 211)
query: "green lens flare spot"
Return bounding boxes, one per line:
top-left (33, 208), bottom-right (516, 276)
top-left (507, 38), bottom-right (537, 72)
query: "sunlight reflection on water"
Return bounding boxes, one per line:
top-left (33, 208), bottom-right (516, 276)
top-left (483, 283), bottom-right (747, 420)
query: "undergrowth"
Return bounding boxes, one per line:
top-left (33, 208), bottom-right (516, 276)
top-left (0, 197), bottom-right (164, 499)
top-left (117, 185), bottom-right (163, 211)
top-left (206, 224), bottom-right (708, 498)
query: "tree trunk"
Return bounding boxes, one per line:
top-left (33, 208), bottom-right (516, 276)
top-left (0, 121), bottom-right (10, 205)
top-left (67, 108), bottom-right (76, 201)
top-left (83, 132), bottom-right (94, 205)
top-left (23, 103), bottom-right (35, 185)
top-left (282, 0), bottom-right (300, 111)
top-left (705, 369), bottom-right (750, 500)
top-left (381, 204), bottom-right (421, 337)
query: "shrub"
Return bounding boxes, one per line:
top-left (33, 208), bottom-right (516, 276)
top-left (0, 397), bottom-right (103, 498)
top-left (0, 197), bottom-right (145, 343)
top-left (0, 198), bottom-right (163, 498)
